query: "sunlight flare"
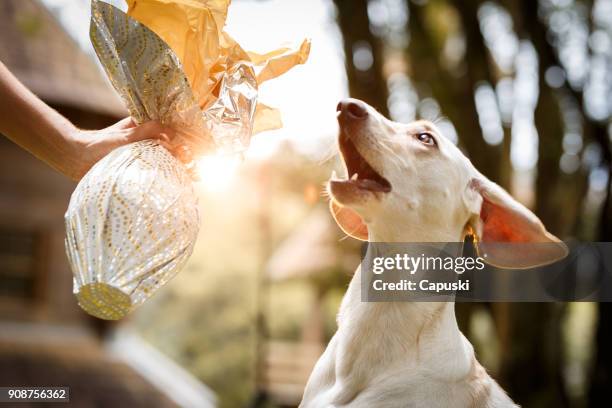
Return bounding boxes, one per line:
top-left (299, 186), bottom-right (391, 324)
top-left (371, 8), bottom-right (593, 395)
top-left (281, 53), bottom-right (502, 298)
top-left (196, 154), bottom-right (242, 193)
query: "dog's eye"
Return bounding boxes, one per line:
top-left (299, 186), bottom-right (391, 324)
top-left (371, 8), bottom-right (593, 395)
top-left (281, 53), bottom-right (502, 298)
top-left (416, 132), bottom-right (436, 146)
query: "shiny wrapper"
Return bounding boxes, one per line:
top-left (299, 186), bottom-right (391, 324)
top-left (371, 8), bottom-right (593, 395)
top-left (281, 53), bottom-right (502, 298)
top-left (66, 141), bottom-right (199, 320)
top-left (124, 0), bottom-right (310, 138)
top-left (66, 0), bottom-right (309, 319)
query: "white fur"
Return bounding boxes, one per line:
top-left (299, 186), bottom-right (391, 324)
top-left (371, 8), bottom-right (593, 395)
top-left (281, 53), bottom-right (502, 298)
top-left (298, 99), bottom-right (549, 407)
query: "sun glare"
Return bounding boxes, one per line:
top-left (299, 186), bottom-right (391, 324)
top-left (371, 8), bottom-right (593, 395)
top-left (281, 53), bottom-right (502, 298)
top-left (196, 154), bottom-right (242, 193)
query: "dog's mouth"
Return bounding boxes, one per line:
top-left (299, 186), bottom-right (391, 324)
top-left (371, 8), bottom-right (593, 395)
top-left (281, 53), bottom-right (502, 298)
top-left (331, 133), bottom-right (392, 193)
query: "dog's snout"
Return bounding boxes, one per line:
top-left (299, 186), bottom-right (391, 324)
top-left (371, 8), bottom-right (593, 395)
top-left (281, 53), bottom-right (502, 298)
top-left (337, 99), bottom-right (368, 119)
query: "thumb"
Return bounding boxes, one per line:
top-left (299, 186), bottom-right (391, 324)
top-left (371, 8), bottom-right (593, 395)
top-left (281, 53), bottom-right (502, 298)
top-left (107, 116), bottom-right (135, 131)
top-left (123, 120), bottom-right (174, 143)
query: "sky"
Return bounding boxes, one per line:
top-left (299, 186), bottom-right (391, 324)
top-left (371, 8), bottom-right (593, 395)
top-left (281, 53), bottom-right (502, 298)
top-left (40, 0), bottom-right (348, 161)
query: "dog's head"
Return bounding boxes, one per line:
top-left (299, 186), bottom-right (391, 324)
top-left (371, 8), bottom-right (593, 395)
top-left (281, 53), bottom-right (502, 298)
top-left (328, 98), bottom-right (567, 268)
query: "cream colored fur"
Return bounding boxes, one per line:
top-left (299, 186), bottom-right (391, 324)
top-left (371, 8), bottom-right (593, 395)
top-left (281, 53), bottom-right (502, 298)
top-left (300, 99), bottom-right (567, 408)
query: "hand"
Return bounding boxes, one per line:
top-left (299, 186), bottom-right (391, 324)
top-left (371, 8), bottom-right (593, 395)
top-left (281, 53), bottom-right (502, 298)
top-left (66, 118), bottom-right (174, 180)
top-left (0, 61), bottom-right (177, 180)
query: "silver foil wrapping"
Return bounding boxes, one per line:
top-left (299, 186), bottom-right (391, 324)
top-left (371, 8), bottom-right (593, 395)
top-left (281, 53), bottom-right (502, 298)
top-left (89, 0), bottom-right (258, 156)
top-left (66, 0), bottom-right (307, 319)
top-left (66, 0), bottom-right (255, 320)
top-left (66, 141), bottom-right (199, 320)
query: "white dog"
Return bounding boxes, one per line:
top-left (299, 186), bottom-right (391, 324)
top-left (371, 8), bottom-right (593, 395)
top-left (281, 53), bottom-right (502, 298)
top-left (300, 99), bottom-right (568, 408)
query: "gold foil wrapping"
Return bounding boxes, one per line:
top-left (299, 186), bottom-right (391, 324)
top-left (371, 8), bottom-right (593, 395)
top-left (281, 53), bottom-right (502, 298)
top-left (124, 0), bottom-right (310, 139)
top-left (66, 0), bottom-right (309, 319)
top-left (91, 0), bottom-right (215, 156)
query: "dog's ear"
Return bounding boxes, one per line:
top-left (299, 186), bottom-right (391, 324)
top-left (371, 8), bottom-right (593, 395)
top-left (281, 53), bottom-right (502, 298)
top-left (464, 177), bottom-right (568, 269)
top-left (329, 200), bottom-right (368, 241)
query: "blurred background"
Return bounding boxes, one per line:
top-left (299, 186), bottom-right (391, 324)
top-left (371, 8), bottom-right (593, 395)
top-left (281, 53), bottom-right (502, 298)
top-left (0, 0), bottom-right (611, 407)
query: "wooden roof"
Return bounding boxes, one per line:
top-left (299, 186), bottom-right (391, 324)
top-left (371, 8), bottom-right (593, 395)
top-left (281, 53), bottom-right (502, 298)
top-left (0, 0), bottom-right (126, 117)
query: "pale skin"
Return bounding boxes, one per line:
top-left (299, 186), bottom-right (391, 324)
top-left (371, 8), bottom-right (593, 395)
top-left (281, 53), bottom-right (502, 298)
top-left (0, 61), bottom-right (173, 180)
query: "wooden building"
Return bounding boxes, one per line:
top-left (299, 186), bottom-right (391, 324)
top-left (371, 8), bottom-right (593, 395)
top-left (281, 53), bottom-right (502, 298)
top-left (0, 1), bottom-right (215, 406)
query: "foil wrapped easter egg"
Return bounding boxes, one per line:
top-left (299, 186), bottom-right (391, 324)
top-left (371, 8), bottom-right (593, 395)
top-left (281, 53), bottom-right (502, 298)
top-left (65, 0), bottom-right (309, 319)
top-left (65, 141), bottom-right (199, 320)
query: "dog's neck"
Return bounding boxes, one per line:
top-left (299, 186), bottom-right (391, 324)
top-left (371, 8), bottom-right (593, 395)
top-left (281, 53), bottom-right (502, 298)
top-left (331, 224), bottom-right (473, 403)
top-left (366, 215), bottom-right (466, 243)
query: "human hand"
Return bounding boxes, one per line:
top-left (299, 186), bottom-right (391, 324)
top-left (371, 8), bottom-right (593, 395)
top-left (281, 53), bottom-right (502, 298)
top-left (66, 118), bottom-right (174, 180)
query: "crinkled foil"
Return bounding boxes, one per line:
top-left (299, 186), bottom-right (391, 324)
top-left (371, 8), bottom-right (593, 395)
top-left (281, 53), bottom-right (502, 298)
top-left (90, 0), bottom-right (253, 156)
top-left (90, 0), bottom-right (310, 155)
top-left (124, 0), bottom-right (310, 139)
top-left (66, 0), bottom-right (309, 319)
top-left (66, 140), bottom-right (199, 320)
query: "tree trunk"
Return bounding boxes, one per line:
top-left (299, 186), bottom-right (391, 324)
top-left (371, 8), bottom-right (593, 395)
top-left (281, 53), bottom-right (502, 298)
top-left (332, 0), bottom-right (389, 116)
top-left (406, 1), bottom-right (509, 187)
top-left (589, 172), bottom-right (612, 406)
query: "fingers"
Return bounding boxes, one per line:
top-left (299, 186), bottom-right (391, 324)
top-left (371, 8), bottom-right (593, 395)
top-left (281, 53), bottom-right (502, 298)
top-left (121, 123), bottom-right (197, 178)
top-left (173, 145), bottom-right (194, 164)
top-left (124, 120), bottom-right (175, 144)
top-left (155, 136), bottom-right (174, 153)
top-left (73, 120), bottom-right (184, 179)
top-left (108, 117), bottom-right (135, 131)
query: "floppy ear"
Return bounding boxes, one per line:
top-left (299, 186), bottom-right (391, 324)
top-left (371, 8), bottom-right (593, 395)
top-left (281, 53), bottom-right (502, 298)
top-left (465, 177), bottom-right (568, 269)
top-left (329, 200), bottom-right (368, 241)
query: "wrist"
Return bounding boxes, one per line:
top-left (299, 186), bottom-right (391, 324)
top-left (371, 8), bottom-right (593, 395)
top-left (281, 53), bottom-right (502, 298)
top-left (63, 126), bottom-right (89, 180)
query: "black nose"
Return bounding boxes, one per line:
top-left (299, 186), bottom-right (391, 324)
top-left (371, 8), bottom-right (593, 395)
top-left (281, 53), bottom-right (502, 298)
top-left (337, 98), bottom-right (368, 119)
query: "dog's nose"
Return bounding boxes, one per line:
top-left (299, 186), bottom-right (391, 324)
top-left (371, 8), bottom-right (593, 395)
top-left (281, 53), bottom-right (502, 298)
top-left (337, 99), bottom-right (368, 119)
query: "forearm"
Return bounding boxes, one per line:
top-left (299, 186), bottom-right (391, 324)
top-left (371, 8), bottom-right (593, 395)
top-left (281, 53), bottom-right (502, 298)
top-left (0, 61), bottom-right (80, 175)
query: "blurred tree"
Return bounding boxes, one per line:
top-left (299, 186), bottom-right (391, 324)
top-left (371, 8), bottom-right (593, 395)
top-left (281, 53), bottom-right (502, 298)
top-left (407, 0), bottom-right (509, 187)
top-left (332, 0), bottom-right (389, 115)
top-left (509, 2), bottom-right (612, 406)
top-left (495, 2), bottom-right (569, 406)
top-left (333, 0), bottom-right (612, 407)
